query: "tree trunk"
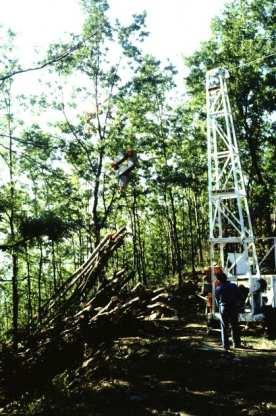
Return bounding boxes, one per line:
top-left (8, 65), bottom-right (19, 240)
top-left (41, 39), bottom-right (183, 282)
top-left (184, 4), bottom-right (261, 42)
top-left (187, 193), bottom-right (196, 274)
top-left (12, 251), bottom-right (18, 348)
top-left (168, 189), bottom-right (183, 286)
top-left (51, 240), bottom-right (57, 292)
top-left (38, 242), bottom-right (43, 320)
top-left (25, 244), bottom-right (33, 326)
top-left (7, 84), bottom-right (19, 349)
top-left (194, 192), bottom-right (204, 266)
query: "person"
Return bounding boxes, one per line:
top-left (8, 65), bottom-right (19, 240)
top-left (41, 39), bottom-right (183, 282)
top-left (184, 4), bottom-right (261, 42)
top-left (237, 284), bottom-right (250, 313)
top-left (215, 270), bottom-right (242, 350)
top-left (201, 266), bottom-right (222, 314)
top-left (201, 267), bottom-right (222, 333)
top-left (262, 286), bottom-right (276, 339)
top-left (201, 267), bottom-right (212, 314)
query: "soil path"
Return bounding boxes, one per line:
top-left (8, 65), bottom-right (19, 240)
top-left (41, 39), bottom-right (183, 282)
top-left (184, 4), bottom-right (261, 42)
top-left (63, 319), bottom-right (276, 416)
top-left (2, 318), bottom-right (276, 416)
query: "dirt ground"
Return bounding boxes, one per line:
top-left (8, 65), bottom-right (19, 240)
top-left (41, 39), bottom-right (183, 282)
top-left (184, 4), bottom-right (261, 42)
top-left (3, 316), bottom-right (276, 416)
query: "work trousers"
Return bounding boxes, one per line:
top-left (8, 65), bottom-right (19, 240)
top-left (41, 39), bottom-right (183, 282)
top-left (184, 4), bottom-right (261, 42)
top-left (219, 306), bottom-right (241, 349)
top-left (263, 305), bottom-right (276, 339)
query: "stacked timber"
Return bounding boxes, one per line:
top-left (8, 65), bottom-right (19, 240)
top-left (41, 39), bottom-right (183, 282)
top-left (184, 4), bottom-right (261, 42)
top-left (1, 228), bottom-right (201, 400)
top-left (36, 226), bottom-right (128, 328)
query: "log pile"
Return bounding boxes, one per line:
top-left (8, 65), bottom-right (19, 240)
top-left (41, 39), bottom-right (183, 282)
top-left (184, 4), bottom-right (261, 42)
top-left (36, 226), bottom-right (128, 328)
top-left (0, 228), bottom-right (128, 397)
top-left (1, 228), bottom-right (200, 400)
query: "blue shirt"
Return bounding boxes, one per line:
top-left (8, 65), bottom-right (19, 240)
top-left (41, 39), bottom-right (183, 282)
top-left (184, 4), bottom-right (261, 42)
top-left (215, 281), bottom-right (241, 308)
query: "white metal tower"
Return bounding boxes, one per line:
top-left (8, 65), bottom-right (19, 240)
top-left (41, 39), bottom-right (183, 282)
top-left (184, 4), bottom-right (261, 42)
top-left (206, 68), bottom-right (261, 312)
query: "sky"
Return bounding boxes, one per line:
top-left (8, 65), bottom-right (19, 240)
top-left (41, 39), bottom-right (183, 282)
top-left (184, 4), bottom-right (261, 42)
top-left (0, 0), bottom-right (229, 182)
top-left (0, 0), bottom-right (229, 75)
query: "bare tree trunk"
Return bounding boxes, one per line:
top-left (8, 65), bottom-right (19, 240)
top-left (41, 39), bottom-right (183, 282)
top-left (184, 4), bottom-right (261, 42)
top-left (6, 82), bottom-right (19, 349)
top-left (193, 192), bottom-right (204, 266)
top-left (130, 195), bottom-right (141, 281)
top-left (51, 240), bottom-right (57, 292)
top-left (78, 229), bottom-right (84, 266)
top-left (38, 242), bottom-right (43, 320)
top-left (25, 244), bottom-right (33, 326)
top-left (134, 193), bottom-right (147, 285)
top-left (11, 252), bottom-right (18, 348)
top-left (168, 190), bottom-right (183, 286)
top-left (160, 214), bottom-right (171, 278)
top-left (187, 193), bottom-right (196, 274)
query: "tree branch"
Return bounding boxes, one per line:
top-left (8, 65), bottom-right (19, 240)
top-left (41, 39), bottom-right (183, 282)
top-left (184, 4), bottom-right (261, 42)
top-left (0, 33), bottom-right (96, 83)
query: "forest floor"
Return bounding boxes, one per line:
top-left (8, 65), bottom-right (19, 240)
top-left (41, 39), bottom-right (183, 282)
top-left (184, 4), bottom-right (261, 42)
top-left (2, 315), bottom-right (276, 416)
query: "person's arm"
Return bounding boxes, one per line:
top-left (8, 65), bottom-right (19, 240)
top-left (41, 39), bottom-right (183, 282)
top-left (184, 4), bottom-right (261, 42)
top-left (215, 286), bottom-right (221, 307)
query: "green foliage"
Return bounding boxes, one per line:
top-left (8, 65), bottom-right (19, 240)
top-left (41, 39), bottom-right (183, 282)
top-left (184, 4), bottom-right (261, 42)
top-left (185, 0), bottom-right (275, 234)
top-left (19, 211), bottom-right (81, 242)
top-left (0, 0), bottom-right (274, 340)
